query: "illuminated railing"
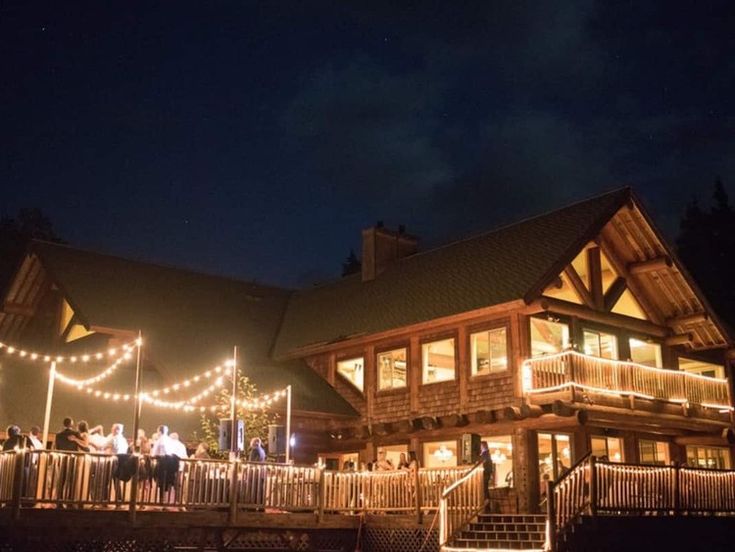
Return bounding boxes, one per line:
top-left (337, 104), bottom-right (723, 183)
top-left (547, 457), bottom-right (735, 551)
top-left (438, 461), bottom-right (485, 546)
top-left (523, 350), bottom-right (732, 411)
top-left (0, 449), bottom-right (471, 517)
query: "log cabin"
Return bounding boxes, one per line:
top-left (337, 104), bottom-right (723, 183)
top-left (1, 187), bottom-right (733, 516)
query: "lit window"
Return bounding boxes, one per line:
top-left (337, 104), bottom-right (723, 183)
top-left (377, 348), bottom-right (407, 390)
top-left (471, 328), bottom-right (508, 376)
top-left (583, 330), bottom-right (618, 359)
top-left (422, 338), bottom-right (455, 383)
top-left (638, 439), bottom-right (669, 465)
top-left (679, 358), bottom-right (725, 379)
top-left (591, 436), bottom-right (623, 462)
top-left (422, 440), bottom-right (457, 468)
top-left (686, 446), bottom-right (731, 469)
top-left (480, 435), bottom-right (514, 487)
top-left (629, 338), bottom-right (662, 367)
top-left (337, 357), bottom-right (364, 392)
top-left (530, 318), bottom-right (570, 357)
top-left (377, 444), bottom-right (409, 468)
top-left (538, 433), bottom-right (572, 484)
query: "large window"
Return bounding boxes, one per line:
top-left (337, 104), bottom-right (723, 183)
top-left (422, 338), bottom-right (456, 383)
top-left (591, 436), bottom-right (623, 462)
top-left (679, 358), bottom-right (725, 379)
top-left (471, 328), bottom-right (508, 376)
top-left (337, 357), bottom-right (364, 392)
top-left (378, 348), bottom-right (407, 390)
top-left (481, 435), bottom-right (514, 487)
top-left (638, 439), bottom-right (670, 465)
top-left (377, 444), bottom-right (409, 469)
top-left (686, 446), bottom-right (731, 469)
top-left (629, 338), bottom-right (662, 367)
top-left (583, 330), bottom-right (618, 359)
top-left (423, 440), bottom-right (458, 468)
top-left (530, 318), bottom-right (570, 357)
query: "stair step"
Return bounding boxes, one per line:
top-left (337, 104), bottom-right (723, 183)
top-left (454, 538), bottom-right (545, 549)
top-left (460, 530), bottom-right (545, 541)
top-left (469, 522), bottom-right (546, 532)
top-left (476, 514), bottom-right (547, 523)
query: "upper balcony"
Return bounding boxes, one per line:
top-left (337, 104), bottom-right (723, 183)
top-left (522, 350), bottom-right (733, 422)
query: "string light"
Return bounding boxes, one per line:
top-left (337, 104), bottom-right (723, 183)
top-left (143, 363), bottom-right (228, 397)
top-left (237, 387), bottom-right (289, 410)
top-left (0, 339), bottom-right (139, 364)
top-left (54, 347), bottom-right (134, 387)
top-left (523, 351), bottom-right (733, 410)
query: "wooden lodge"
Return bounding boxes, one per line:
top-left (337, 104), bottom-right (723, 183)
top-left (2, 187), bottom-right (735, 551)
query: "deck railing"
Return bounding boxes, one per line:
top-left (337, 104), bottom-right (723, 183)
top-left (548, 456), bottom-right (735, 551)
top-left (524, 350), bottom-right (731, 410)
top-left (0, 449), bottom-right (470, 518)
top-left (438, 461), bottom-right (485, 546)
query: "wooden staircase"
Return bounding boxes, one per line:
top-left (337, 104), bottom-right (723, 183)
top-left (442, 513), bottom-right (547, 551)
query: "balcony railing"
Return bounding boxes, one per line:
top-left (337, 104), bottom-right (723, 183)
top-left (522, 350), bottom-right (732, 411)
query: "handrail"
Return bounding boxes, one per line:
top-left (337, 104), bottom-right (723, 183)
top-left (438, 460), bottom-right (485, 546)
top-left (547, 452), bottom-right (593, 551)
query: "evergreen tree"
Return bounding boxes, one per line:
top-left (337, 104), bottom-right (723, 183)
top-left (676, 180), bottom-right (735, 326)
top-left (341, 249), bottom-right (361, 277)
top-left (0, 208), bottom-right (63, 296)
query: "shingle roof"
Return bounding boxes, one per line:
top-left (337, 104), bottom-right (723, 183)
top-left (28, 242), bottom-right (358, 419)
top-left (273, 188), bottom-right (632, 357)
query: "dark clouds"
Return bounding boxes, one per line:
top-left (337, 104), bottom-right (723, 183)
top-left (1, 1), bottom-right (734, 285)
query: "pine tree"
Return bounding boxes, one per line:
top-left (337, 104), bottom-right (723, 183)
top-left (341, 249), bottom-right (361, 277)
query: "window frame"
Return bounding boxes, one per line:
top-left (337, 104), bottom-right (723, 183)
top-left (376, 345), bottom-right (409, 392)
top-left (469, 322), bottom-right (510, 378)
top-left (335, 354), bottom-right (366, 394)
top-left (529, 315), bottom-right (572, 358)
top-left (420, 334), bottom-right (458, 385)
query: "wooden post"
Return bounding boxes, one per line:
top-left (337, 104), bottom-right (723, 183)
top-left (317, 466), bottom-right (326, 523)
top-left (588, 456), bottom-right (597, 517)
top-left (11, 450), bottom-right (26, 520)
top-left (228, 458), bottom-right (239, 524)
top-left (41, 362), bottom-right (56, 448)
top-left (546, 479), bottom-right (556, 552)
top-left (285, 385), bottom-right (292, 464)
top-left (129, 455), bottom-right (139, 523)
top-left (228, 346), bottom-right (239, 524)
top-left (673, 463), bottom-right (680, 516)
top-left (414, 464), bottom-right (422, 523)
top-left (131, 332), bottom-right (143, 452)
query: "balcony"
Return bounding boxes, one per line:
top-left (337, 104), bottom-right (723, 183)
top-left (522, 350), bottom-right (732, 414)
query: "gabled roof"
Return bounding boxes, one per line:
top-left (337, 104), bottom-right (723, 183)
top-left (1, 241), bottom-right (358, 421)
top-left (274, 188), bottom-right (633, 357)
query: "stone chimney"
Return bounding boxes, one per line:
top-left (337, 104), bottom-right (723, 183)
top-left (361, 222), bottom-right (418, 282)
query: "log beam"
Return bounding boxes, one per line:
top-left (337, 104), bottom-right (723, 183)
top-left (552, 400), bottom-right (576, 417)
top-left (414, 416), bottom-right (439, 431)
top-left (674, 428), bottom-right (735, 446)
top-left (663, 333), bottom-right (694, 347)
top-left (667, 312), bottom-right (709, 326)
top-left (563, 266), bottom-right (595, 308)
top-left (627, 256), bottom-right (673, 275)
top-left (603, 277), bottom-right (627, 312)
top-left (1, 302), bottom-right (36, 317)
top-left (533, 296), bottom-right (670, 338)
top-left (588, 247), bottom-right (603, 309)
top-left (502, 406), bottom-right (524, 421)
top-left (520, 403), bottom-right (544, 418)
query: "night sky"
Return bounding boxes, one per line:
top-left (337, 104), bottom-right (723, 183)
top-left (2, 1), bottom-right (734, 287)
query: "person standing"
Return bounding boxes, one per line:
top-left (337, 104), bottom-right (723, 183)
top-left (248, 437), bottom-right (266, 462)
top-left (169, 432), bottom-right (188, 459)
top-left (2, 425), bottom-right (27, 450)
top-left (54, 417), bottom-right (81, 504)
top-left (248, 437), bottom-right (266, 508)
top-left (151, 425), bottom-right (178, 505)
top-left (480, 441), bottom-right (495, 506)
top-left (27, 426), bottom-right (44, 449)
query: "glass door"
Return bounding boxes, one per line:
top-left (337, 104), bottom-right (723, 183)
top-left (538, 432), bottom-right (573, 489)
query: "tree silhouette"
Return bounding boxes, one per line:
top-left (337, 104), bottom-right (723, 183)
top-left (0, 208), bottom-right (63, 296)
top-left (341, 248), bottom-right (361, 277)
top-left (676, 179), bottom-right (735, 326)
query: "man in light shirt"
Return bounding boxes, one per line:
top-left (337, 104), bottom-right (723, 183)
top-left (151, 425), bottom-right (178, 505)
top-left (104, 424), bottom-right (129, 454)
top-left (169, 432), bottom-right (188, 459)
top-left (151, 425), bottom-right (175, 456)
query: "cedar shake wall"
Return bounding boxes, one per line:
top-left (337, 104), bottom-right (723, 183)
top-left (418, 381), bottom-right (461, 417)
top-left (467, 373), bottom-right (515, 411)
top-left (373, 389), bottom-right (410, 423)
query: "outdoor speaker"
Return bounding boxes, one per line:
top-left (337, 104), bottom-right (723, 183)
top-left (219, 419), bottom-right (245, 451)
top-left (268, 424), bottom-right (286, 455)
top-left (461, 433), bottom-right (481, 465)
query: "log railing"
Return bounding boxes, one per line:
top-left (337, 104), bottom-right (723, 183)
top-left (0, 449), bottom-right (470, 517)
top-left (548, 457), bottom-right (735, 551)
top-left (438, 461), bottom-right (485, 547)
top-left (524, 350), bottom-right (731, 410)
